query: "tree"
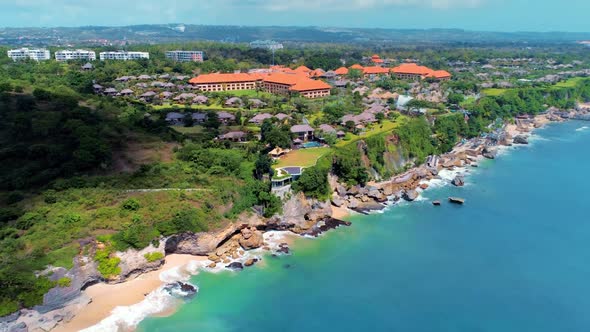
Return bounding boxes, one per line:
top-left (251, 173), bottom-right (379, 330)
top-left (376, 112), bottom-right (385, 123)
top-left (447, 93), bottom-right (465, 106)
top-left (254, 154), bottom-right (273, 180)
top-left (203, 111), bottom-right (220, 130)
top-left (347, 69), bottom-right (362, 81)
top-left (183, 113), bottom-right (194, 127)
top-left (292, 166), bottom-right (330, 199)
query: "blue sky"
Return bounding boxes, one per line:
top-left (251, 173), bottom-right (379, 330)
top-left (1, 0), bottom-right (589, 32)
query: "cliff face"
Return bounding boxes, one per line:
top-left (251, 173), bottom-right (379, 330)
top-left (356, 133), bottom-right (411, 180)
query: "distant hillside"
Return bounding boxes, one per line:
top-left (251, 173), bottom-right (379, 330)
top-left (1, 24), bottom-right (590, 47)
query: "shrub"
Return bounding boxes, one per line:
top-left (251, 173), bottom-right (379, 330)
top-left (6, 191), bottom-right (24, 205)
top-left (43, 190), bottom-right (58, 204)
top-left (144, 252), bottom-right (164, 262)
top-left (95, 248), bottom-right (121, 278)
top-left (56, 277), bottom-right (71, 288)
top-left (121, 198), bottom-right (140, 211)
top-left (16, 211), bottom-right (44, 230)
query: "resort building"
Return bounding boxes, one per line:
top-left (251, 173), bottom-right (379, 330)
top-left (99, 51), bottom-right (149, 61)
top-left (391, 63), bottom-right (452, 81)
top-left (165, 50), bottom-right (204, 62)
top-left (55, 49), bottom-right (96, 61)
top-left (363, 66), bottom-right (390, 78)
top-left (189, 71), bottom-right (331, 98)
top-left (7, 48), bottom-right (50, 61)
top-left (262, 73), bottom-right (331, 99)
top-left (188, 73), bottom-right (261, 92)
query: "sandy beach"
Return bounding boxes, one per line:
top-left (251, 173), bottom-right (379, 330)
top-left (55, 254), bottom-right (206, 332)
top-left (331, 205), bottom-right (351, 219)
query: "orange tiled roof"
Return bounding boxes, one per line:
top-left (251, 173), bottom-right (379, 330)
top-left (372, 58), bottom-right (384, 64)
top-left (294, 65), bottom-right (312, 73)
top-left (309, 69), bottom-right (325, 78)
top-left (189, 73), bottom-right (260, 84)
top-left (363, 66), bottom-right (390, 75)
top-left (430, 70), bottom-right (452, 79)
top-left (350, 64), bottom-right (364, 70)
top-left (371, 54), bottom-right (381, 59)
top-left (334, 67), bottom-right (349, 75)
top-left (391, 63), bottom-right (434, 76)
top-left (263, 73), bottom-right (331, 92)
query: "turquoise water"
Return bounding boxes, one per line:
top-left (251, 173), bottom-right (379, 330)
top-left (140, 122), bottom-right (590, 332)
top-left (302, 142), bottom-right (322, 148)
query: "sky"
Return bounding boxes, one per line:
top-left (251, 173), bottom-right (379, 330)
top-left (1, 0), bottom-right (589, 32)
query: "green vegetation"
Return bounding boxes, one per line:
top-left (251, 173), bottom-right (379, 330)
top-left (95, 245), bottom-right (121, 279)
top-left (56, 277), bottom-right (72, 288)
top-left (481, 88), bottom-right (507, 96)
top-left (144, 252), bottom-right (165, 262)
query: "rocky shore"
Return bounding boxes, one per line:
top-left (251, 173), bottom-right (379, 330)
top-left (327, 109), bottom-right (580, 215)
top-left (2, 191), bottom-right (347, 332)
top-left (3, 108), bottom-right (587, 332)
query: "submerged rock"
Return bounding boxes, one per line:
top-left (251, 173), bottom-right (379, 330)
top-left (226, 262), bottom-right (244, 270)
top-left (513, 135), bottom-right (529, 145)
top-left (164, 282), bottom-right (197, 298)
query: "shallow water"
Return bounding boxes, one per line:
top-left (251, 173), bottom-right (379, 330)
top-left (139, 121), bottom-right (590, 332)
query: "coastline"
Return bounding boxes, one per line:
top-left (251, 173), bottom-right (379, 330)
top-left (9, 111), bottom-right (576, 332)
top-left (54, 254), bottom-right (206, 332)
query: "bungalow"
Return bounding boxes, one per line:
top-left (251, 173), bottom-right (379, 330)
top-left (140, 91), bottom-right (157, 101)
top-left (166, 112), bottom-right (185, 125)
top-left (248, 98), bottom-right (267, 109)
top-left (119, 89), bottom-right (134, 97)
top-left (268, 147), bottom-right (290, 158)
top-left (151, 81), bottom-right (165, 87)
top-left (192, 95), bottom-right (209, 105)
top-left (249, 113), bottom-right (273, 124)
top-left (135, 83), bottom-right (148, 88)
top-left (138, 75), bottom-right (152, 80)
top-left (225, 97), bottom-right (243, 107)
top-left (218, 131), bottom-right (247, 142)
top-left (192, 112), bottom-right (207, 124)
top-left (104, 88), bottom-right (117, 96)
top-left (81, 63), bottom-right (93, 71)
top-left (159, 74), bottom-right (170, 80)
top-left (163, 82), bottom-right (176, 89)
top-left (217, 111), bottom-right (236, 124)
top-left (93, 84), bottom-right (103, 93)
top-left (341, 112), bottom-right (376, 125)
top-left (174, 93), bottom-right (197, 102)
top-left (275, 113), bottom-right (290, 121)
top-left (318, 124), bottom-right (337, 139)
top-left (115, 76), bottom-right (131, 82)
top-left (290, 124), bottom-right (315, 141)
top-left (161, 91), bottom-right (174, 100)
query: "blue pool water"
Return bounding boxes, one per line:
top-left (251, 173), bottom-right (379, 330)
top-left (140, 121), bottom-right (590, 332)
top-left (302, 141), bottom-right (322, 148)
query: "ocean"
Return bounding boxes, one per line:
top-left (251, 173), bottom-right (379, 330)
top-left (137, 121), bottom-right (590, 332)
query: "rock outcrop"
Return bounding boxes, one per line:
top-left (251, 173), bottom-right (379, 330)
top-left (238, 227), bottom-right (263, 250)
top-left (452, 175), bottom-right (465, 187)
top-left (513, 135), bottom-right (529, 144)
top-left (402, 189), bottom-right (419, 202)
top-left (482, 146), bottom-right (497, 159)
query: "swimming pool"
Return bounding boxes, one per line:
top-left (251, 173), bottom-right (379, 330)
top-left (302, 142), bottom-right (322, 148)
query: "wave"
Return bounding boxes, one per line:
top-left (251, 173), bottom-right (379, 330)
top-left (80, 287), bottom-right (181, 332)
top-left (576, 126), bottom-right (588, 132)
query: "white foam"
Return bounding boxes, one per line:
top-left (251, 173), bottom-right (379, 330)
top-left (80, 287), bottom-right (180, 332)
top-left (576, 126), bottom-right (588, 132)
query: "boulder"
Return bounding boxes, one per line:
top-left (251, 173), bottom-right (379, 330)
top-left (482, 146), bottom-right (497, 160)
top-left (402, 190), bottom-right (419, 202)
top-left (244, 258), bottom-right (258, 267)
top-left (238, 227), bottom-right (263, 250)
top-left (420, 183), bottom-right (429, 190)
top-left (226, 262), bottom-right (244, 270)
top-left (331, 196), bottom-right (344, 207)
top-left (348, 198), bottom-right (359, 209)
top-left (8, 322), bottom-right (27, 332)
top-left (513, 135), bottom-right (529, 145)
top-left (452, 175), bottom-right (465, 187)
top-left (367, 189), bottom-right (382, 199)
top-left (207, 262), bottom-right (217, 268)
top-left (336, 184), bottom-right (347, 197)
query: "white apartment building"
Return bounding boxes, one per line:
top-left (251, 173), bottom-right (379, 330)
top-left (99, 51), bottom-right (150, 61)
top-left (7, 48), bottom-right (51, 61)
top-left (55, 49), bottom-right (96, 61)
top-left (165, 50), bottom-right (204, 62)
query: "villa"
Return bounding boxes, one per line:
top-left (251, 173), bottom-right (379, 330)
top-left (290, 124), bottom-right (315, 141)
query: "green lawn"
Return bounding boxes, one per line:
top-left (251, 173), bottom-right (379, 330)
top-left (170, 126), bottom-right (204, 135)
top-left (335, 119), bottom-right (401, 148)
top-left (481, 88), bottom-right (508, 96)
top-left (218, 90), bottom-right (273, 98)
top-left (274, 147), bottom-right (332, 168)
top-left (553, 77), bottom-right (585, 89)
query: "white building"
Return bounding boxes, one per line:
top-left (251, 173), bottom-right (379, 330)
top-left (99, 51), bottom-right (149, 61)
top-left (165, 50), bottom-right (204, 62)
top-left (55, 49), bottom-right (96, 62)
top-left (249, 40), bottom-right (284, 51)
top-left (7, 48), bottom-right (50, 61)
